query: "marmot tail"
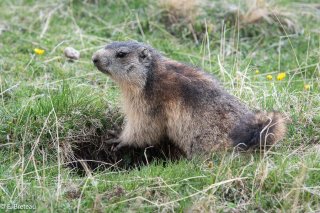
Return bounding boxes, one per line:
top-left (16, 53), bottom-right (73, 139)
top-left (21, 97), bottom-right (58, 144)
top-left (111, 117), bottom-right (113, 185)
top-left (230, 112), bottom-right (287, 150)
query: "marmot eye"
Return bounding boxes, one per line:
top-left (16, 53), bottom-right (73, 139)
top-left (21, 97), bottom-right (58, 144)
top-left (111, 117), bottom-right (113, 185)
top-left (116, 51), bottom-right (127, 58)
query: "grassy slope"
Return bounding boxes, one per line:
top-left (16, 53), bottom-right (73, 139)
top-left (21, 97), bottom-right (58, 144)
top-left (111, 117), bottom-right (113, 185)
top-left (0, 0), bottom-right (319, 212)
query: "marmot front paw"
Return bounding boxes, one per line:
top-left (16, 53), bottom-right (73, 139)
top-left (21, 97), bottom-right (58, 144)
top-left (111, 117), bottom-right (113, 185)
top-left (105, 138), bottom-right (126, 152)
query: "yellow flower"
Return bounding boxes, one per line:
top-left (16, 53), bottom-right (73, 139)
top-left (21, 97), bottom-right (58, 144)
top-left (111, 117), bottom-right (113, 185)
top-left (304, 84), bottom-right (311, 90)
top-left (34, 48), bottom-right (45, 55)
top-left (255, 69), bottom-right (260, 74)
top-left (276, 72), bottom-right (286, 81)
top-left (266, 75), bottom-right (273, 80)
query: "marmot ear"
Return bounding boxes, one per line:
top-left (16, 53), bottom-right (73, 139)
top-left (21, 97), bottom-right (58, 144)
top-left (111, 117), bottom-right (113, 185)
top-left (138, 48), bottom-right (152, 65)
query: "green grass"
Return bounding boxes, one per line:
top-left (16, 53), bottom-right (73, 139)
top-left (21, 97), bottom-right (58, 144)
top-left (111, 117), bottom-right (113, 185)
top-left (0, 0), bottom-right (319, 212)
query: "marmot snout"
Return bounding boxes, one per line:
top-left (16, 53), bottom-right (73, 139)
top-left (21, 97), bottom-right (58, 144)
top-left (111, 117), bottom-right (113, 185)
top-left (92, 41), bottom-right (287, 157)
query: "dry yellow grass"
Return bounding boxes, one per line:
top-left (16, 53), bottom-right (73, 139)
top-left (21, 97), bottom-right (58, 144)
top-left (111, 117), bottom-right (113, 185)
top-left (224, 0), bottom-right (299, 33)
top-left (158, 0), bottom-right (200, 24)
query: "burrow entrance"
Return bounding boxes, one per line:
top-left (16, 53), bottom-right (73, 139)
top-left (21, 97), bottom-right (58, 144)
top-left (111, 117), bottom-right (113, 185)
top-left (62, 108), bottom-right (185, 171)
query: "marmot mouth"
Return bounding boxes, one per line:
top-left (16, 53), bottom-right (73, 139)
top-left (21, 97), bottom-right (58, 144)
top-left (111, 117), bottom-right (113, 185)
top-left (103, 69), bottom-right (111, 75)
top-left (96, 66), bottom-right (111, 75)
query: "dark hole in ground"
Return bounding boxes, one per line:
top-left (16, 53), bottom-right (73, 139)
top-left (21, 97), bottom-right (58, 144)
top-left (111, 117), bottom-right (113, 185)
top-left (70, 138), bottom-right (185, 171)
top-left (63, 108), bottom-right (185, 172)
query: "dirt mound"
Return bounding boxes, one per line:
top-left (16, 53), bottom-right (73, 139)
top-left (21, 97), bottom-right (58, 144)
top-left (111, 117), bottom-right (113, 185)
top-left (62, 108), bottom-right (185, 171)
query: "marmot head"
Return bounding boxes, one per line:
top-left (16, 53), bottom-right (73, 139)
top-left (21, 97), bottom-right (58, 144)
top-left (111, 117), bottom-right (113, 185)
top-left (92, 41), bottom-right (159, 88)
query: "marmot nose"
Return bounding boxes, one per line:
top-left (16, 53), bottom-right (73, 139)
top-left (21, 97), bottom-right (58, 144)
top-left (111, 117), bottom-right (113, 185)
top-left (92, 55), bottom-right (99, 65)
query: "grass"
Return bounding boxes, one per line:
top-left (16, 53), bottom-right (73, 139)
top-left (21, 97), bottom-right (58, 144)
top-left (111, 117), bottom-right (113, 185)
top-left (0, 0), bottom-right (319, 212)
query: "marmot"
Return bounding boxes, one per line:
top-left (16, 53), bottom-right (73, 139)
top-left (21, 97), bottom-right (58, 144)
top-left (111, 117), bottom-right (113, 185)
top-left (92, 41), bottom-right (287, 158)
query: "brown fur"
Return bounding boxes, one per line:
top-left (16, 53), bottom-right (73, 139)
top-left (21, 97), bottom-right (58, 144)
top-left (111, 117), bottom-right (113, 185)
top-left (92, 41), bottom-right (287, 158)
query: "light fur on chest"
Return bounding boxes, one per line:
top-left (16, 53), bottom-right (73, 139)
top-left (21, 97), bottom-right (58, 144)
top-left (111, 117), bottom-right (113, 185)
top-left (120, 88), bottom-right (165, 146)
